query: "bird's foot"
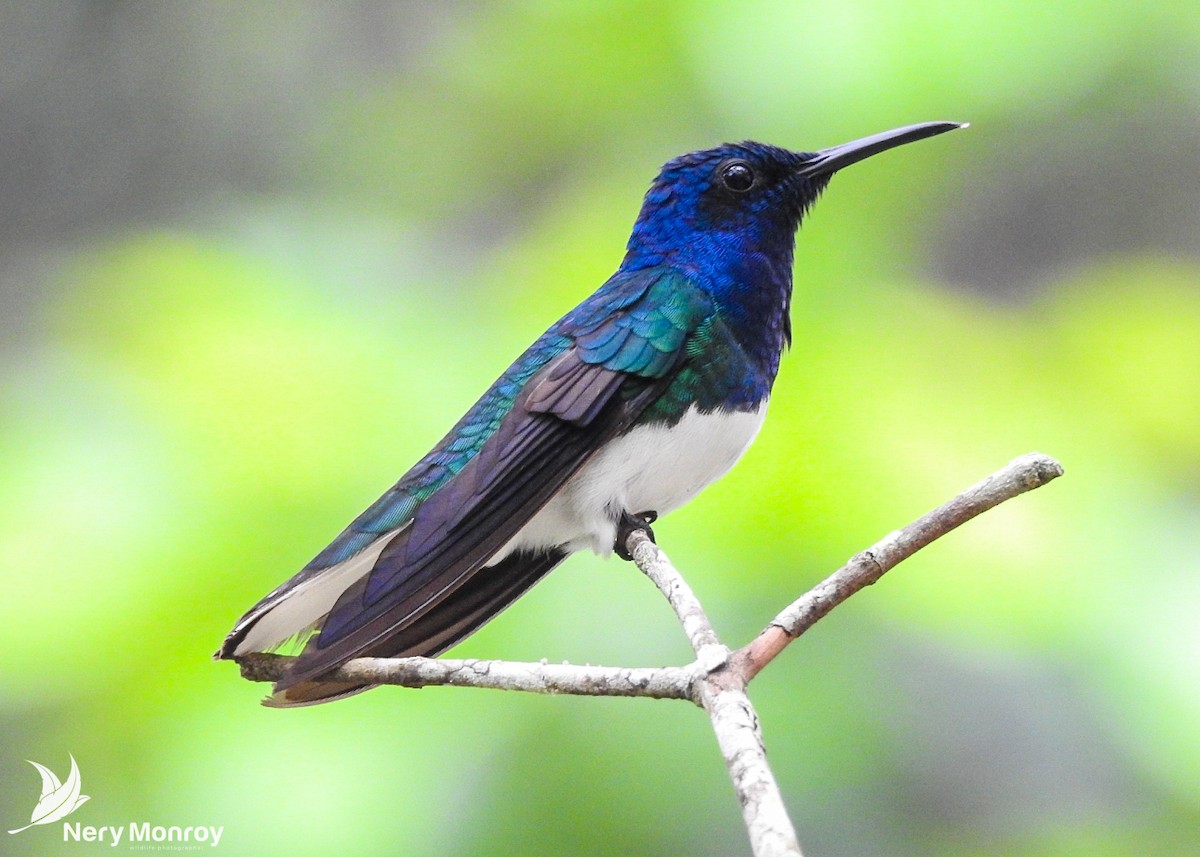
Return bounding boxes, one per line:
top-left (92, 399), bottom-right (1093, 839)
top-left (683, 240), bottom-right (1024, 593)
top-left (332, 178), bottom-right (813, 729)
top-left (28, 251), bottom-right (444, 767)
top-left (615, 510), bottom-right (658, 561)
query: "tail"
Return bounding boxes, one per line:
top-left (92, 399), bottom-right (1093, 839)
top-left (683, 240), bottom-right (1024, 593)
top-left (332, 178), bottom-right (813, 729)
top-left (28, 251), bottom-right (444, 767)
top-left (264, 547), bottom-right (567, 707)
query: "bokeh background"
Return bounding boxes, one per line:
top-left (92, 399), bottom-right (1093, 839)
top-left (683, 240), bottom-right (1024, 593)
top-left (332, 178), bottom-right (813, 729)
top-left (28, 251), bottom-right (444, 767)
top-left (2, 2), bottom-right (1197, 855)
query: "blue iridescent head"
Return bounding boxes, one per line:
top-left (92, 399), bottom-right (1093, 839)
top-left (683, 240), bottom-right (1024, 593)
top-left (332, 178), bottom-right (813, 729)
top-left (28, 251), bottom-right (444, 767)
top-left (625, 122), bottom-right (964, 273)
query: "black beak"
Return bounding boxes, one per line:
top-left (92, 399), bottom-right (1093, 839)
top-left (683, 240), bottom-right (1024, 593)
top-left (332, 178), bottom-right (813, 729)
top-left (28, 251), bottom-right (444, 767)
top-left (797, 121), bottom-right (966, 179)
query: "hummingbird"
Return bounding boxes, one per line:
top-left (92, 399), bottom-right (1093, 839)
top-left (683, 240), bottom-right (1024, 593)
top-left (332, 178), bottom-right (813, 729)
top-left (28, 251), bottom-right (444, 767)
top-left (217, 121), bottom-right (964, 706)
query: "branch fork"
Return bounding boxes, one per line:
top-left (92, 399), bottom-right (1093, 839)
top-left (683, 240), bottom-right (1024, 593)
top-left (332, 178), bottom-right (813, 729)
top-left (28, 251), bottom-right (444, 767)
top-left (235, 452), bottom-right (1064, 857)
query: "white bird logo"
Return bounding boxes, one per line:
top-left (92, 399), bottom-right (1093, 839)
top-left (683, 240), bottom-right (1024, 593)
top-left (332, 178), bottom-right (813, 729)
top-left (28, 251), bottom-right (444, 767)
top-left (8, 754), bottom-right (90, 834)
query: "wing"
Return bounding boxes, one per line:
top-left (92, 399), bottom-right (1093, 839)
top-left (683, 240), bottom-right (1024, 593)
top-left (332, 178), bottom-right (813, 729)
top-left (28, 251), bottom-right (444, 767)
top-left (245, 267), bottom-right (714, 702)
top-left (215, 326), bottom-right (573, 662)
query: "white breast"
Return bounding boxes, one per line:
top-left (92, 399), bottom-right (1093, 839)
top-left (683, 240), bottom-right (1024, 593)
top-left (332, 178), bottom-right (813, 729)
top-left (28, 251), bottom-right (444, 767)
top-left (501, 402), bottom-right (767, 559)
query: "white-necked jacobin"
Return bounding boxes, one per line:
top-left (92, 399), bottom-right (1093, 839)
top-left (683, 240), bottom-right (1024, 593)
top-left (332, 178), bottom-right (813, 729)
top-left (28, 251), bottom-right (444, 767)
top-left (218, 121), bottom-right (964, 706)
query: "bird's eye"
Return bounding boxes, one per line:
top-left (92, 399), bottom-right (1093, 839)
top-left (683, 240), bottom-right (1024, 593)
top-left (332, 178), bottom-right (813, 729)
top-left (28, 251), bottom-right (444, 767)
top-left (719, 160), bottom-right (755, 192)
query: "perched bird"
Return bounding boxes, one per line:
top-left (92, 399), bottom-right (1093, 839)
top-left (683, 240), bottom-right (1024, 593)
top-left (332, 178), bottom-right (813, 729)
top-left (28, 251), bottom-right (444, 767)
top-left (218, 121), bottom-right (964, 706)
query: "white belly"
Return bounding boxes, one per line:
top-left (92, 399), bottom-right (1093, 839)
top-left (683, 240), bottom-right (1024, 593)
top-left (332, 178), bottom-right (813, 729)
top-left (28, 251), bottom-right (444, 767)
top-left (500, 402), bottom-right (767, 558)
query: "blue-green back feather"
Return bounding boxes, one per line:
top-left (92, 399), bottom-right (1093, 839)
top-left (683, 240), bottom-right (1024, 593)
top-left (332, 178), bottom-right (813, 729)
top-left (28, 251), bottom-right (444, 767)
top-left (305, 266), bottom-right (711, 572)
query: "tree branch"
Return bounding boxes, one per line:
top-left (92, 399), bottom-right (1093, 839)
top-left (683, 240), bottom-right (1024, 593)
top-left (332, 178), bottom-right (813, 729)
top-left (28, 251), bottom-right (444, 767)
top-left (237, 651), bottom-right (696, 701)
top-left (731, 452), bottom-right (1064, 681)
top-left (231, 451), bottom-right (1064, 857)
top-left (625, 529), bottom-right (806, 856)
top-left (627, 533), bottom-right (729, 670)
top-left (618, 452), bottom-right (1063, 856)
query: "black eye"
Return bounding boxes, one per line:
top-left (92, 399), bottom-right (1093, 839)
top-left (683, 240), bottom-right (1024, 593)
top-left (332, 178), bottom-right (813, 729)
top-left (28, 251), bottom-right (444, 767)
top-left (719, 160), bottom-right (755, 192)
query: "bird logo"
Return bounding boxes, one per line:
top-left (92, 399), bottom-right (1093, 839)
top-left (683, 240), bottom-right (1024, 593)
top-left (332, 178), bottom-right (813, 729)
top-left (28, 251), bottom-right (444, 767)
top-left (8, 754), bottom-right (90, 834)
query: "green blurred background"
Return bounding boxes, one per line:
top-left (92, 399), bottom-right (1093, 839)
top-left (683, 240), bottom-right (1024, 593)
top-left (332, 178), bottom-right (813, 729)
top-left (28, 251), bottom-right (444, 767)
top-left (2, 2), bottom-right (1197, 855)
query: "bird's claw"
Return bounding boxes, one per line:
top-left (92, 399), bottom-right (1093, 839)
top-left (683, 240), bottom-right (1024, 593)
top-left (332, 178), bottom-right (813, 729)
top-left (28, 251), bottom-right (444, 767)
top-left (615, 510), bottom-right (658, 561)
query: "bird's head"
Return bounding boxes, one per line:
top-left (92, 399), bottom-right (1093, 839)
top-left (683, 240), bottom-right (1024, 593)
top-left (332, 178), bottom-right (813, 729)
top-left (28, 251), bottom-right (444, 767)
top-left (624, 122), bottom-right (965, 276)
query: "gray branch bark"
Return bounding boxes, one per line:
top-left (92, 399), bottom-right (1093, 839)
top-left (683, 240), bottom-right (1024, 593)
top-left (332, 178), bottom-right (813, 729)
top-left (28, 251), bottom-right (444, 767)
top-left (733, 452), bottom-right (1065, 680)
top-left (237, 652), bottom-right (696, 699)
top-left (626, 529), bottom-right (803, 854)
top-left (233, 452), bottom-right (1064, 857)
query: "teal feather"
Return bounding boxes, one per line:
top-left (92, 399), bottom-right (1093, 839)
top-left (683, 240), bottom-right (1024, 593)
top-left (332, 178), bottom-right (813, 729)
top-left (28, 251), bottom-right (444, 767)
top-left (304, 267), bottom-right (714, 570)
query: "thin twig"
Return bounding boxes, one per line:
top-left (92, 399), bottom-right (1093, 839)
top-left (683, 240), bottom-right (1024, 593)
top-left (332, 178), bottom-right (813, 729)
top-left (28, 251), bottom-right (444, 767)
top-left (626, 529), bottom-right (804, 857)
top-left (703, 685), bottom-right (802, 857)
top-left (732, 452), bottom-right (1064, 680)
top-left (628, 533), bottom-right (729, 670)
top-left (237, 652), bottom-right (696, 700)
